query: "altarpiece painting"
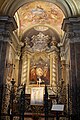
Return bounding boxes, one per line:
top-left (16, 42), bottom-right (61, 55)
top-left (29, 53), bottom-right (50, 86)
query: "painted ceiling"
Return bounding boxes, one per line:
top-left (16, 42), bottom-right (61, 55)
top-left (0, 0), bottom-right (79, 53)
top-left (16, 1), bottom-right (65, 36)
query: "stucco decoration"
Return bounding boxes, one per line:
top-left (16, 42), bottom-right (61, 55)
top-left (24, 32), bottom-right (58, 53)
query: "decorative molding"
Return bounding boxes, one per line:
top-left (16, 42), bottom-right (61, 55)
top-left (0, 16), bottom-right (17, 31)
top-left (61, 32), bottom-right (80, 49)
top-left (62, 17), bottom-right (80, 32)
top-left (0, 16), bottom-right (19, 50)
top-left (65, 32), bottom-right (80, 43)
top-left (0, 30), bottom-right (23, 60)
top-left (66, 32), bottom-right (80, 38)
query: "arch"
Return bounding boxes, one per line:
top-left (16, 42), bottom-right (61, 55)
top-left (21, 23), bottom-right (62, 38)
top-left (64, 0), bottom-right (78, 15)
top-left (0, 0), bottom-right (79, 17)
top-left (21, 24), bottom-right (60, 43)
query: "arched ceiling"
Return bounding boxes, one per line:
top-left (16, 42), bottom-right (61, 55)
top-left (0, 0), bottom-right (80, 17)
top-left (0, 0), bottom-right (80, 37)
top-left (0, 0), bottom-right (80, 45)
top-left (16, 1), bottom-right (65, 37)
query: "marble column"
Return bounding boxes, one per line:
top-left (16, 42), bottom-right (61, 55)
top-left (21, 52), bottom-right (28, 84)
top-left (62, 17), bottom-right (80, 119)
top-left (51, 50), bottom-right (59, 94)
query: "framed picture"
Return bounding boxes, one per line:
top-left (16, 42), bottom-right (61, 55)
top-left (29, 53), bottom-right (50, 86)
top-left (31, 87), bottom-right (44, 105)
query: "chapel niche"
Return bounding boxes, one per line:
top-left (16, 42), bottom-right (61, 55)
top-left (20, 26), bottom-right (61, 94)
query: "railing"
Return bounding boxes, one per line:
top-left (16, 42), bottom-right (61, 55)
top-left (0, 78), bottom-right (26, 120)
top-left (0, 80), bottom-right (73, 120)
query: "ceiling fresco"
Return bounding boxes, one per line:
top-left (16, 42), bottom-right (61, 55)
top-left (17, 1), bottom-right (65, 36)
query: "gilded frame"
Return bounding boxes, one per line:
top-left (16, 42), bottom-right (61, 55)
top-left (27, 52), bottom-right (52, 86)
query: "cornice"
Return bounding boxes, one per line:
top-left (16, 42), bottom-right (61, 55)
top-left (62, 17), bottom-right (80, 32)
top-left (0, 16), bottom-right (17, 31)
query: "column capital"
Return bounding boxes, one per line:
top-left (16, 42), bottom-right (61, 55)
top-left (0, 16), bottom-right (18, 45)
top-left (0, 16), bottom-right (17, 32)
top-left (62, 17), bottom-right (80, 43)
top-left (62, 17), bottom-right (80, 32)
